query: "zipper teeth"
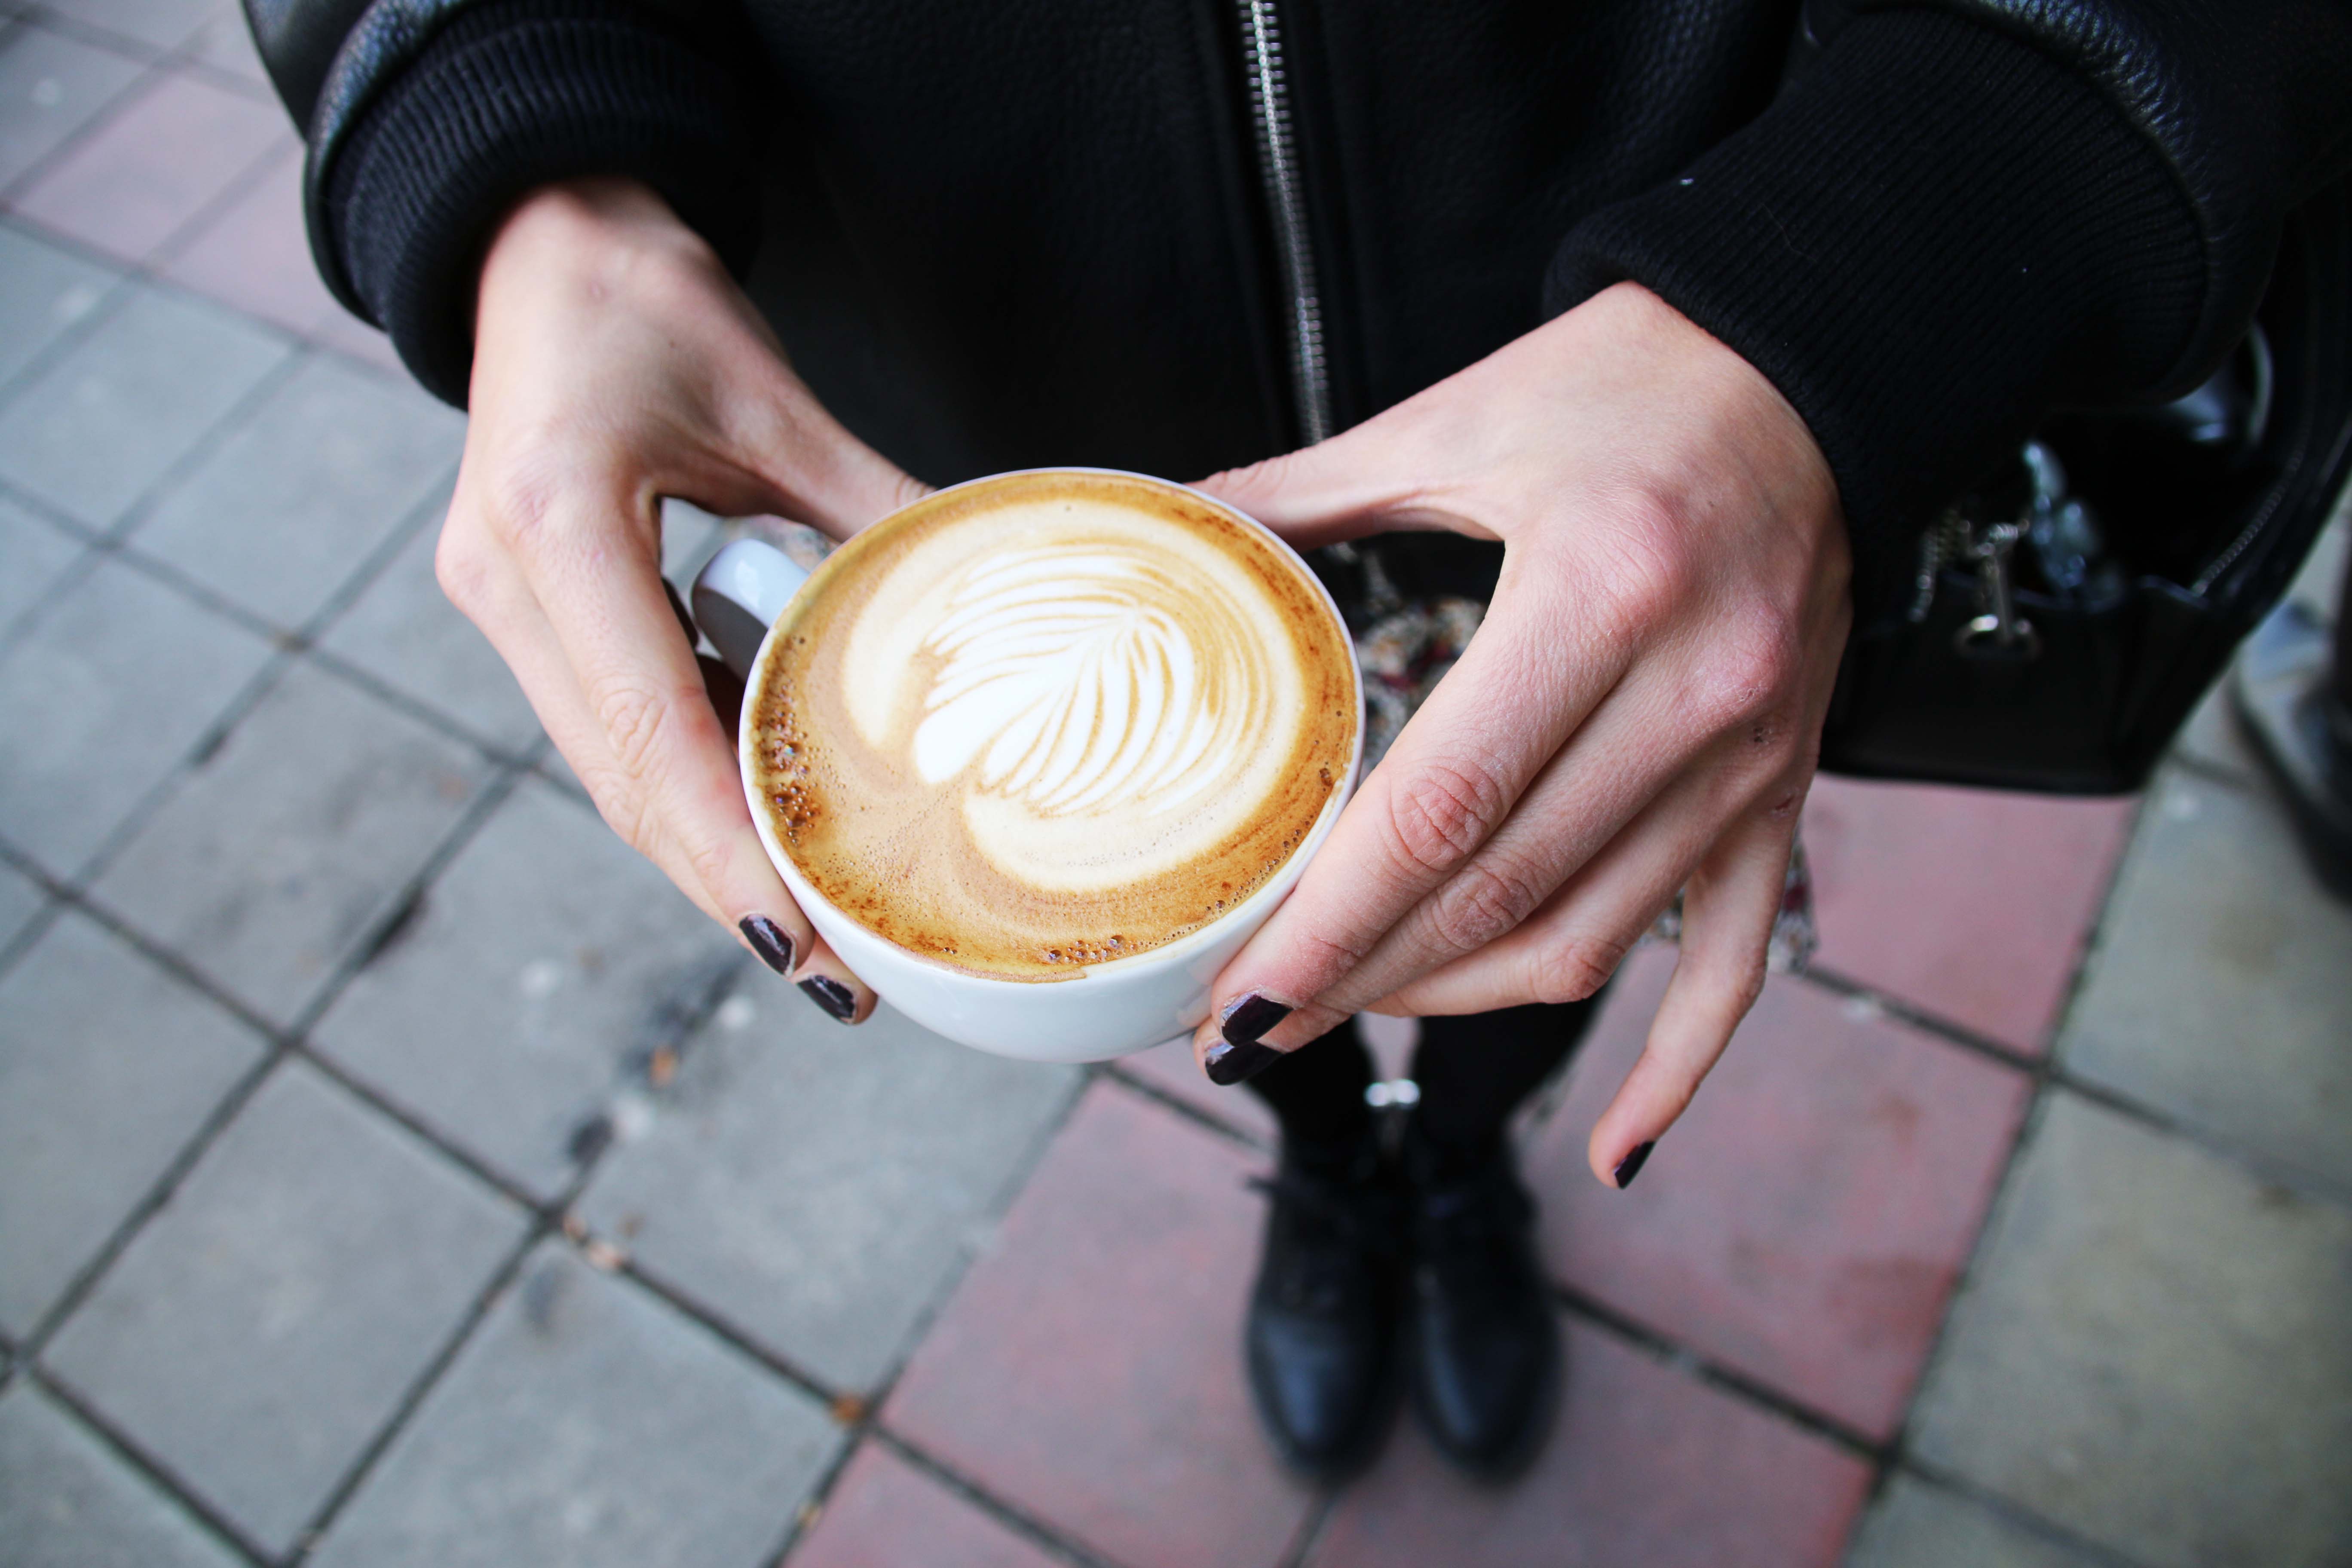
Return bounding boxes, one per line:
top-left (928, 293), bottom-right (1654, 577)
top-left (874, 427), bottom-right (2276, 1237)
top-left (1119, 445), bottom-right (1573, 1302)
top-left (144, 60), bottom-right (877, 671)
top-left (1237, 0), bottom-right (1332, 446)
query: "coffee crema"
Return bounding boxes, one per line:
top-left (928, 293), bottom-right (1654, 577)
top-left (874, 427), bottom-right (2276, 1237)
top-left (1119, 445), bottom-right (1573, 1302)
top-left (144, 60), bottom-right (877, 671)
top-left (750, 471), bottom-right (1358, 980)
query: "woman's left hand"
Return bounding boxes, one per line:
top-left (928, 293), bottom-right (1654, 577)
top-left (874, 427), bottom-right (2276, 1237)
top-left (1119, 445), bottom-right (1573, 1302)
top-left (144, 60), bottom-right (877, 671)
top-left (1188, 282), bottom-right (1851, 1187)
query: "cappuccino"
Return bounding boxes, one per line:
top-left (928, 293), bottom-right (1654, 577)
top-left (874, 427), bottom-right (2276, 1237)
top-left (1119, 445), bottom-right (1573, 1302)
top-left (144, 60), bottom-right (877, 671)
top-left (748, 471), bottom-right (1357, 979)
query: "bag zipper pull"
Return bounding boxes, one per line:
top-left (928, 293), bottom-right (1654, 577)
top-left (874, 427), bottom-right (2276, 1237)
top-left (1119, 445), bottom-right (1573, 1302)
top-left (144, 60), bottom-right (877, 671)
top-left (1955, 517), bottom-right (2040, 661)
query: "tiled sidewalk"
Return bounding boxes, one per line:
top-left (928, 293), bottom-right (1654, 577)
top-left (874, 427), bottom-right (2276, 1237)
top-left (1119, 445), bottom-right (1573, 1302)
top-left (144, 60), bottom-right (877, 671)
top-left (3, 3), bottom-right (2350, 1564)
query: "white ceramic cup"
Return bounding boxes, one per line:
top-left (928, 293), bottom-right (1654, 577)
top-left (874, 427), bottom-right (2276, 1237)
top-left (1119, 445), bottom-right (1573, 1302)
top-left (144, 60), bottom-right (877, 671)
top-left (692, 469), bottom-right (1364, 1064)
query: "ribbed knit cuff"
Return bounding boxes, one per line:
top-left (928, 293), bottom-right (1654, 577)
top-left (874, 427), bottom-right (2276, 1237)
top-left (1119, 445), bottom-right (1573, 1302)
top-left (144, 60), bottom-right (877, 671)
top-left (321, 0), bottom-right (759, 405)
top-left (1547, 11), bottom-right (2204, 625)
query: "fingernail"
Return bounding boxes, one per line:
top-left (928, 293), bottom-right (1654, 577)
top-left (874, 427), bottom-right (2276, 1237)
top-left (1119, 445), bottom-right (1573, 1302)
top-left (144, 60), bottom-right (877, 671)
top-left (1203, 1037), bottom-right (1284, 1086)
top-left (1219, 993), bottom-right (1292, 1045)
top-left (738, 916), bottom-right (795, 977)
top-left (1613, 1140), bottom-right (1656, 1190)
top-left (799, 974), bottom-right (858, 1022)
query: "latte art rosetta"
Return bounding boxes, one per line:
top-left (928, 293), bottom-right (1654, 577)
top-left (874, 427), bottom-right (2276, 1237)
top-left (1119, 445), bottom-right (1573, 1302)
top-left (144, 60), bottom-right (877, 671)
top-left (913, 545), bottom-right (1261, 818)
top-left (751, 472), bottom-right (1358, 980)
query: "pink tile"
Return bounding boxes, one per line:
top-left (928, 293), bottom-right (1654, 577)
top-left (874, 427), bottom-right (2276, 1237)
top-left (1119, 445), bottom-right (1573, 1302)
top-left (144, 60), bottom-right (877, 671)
top-left (882, 1084), bottom-right (1312, 1568)
top-left (16, 71), bottom-right (285, 262)
top-left (787, 1444), bottom-right (1063, 1568)
top-left (1113, 1038), bottom-right (1279, 1145)
top-left (1802, 775), bottom-right (2137, 1051)
top-left (156, 139), bottom-right (328, 334)
top-left (308, 306), bottom-right (404, 375)
top-left (1525, 948), bottom-right (2029, 1438)
top-left (1308, 1319), bottom-right (1872, 1568)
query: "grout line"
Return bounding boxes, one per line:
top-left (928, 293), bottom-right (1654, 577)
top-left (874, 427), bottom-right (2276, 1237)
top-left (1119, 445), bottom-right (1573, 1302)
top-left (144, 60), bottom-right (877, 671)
top-left (1547, 1281), bottom-right (1885, 1464)
top-left (1792, 962), bottom-right (2352, 1216)
top-left (281, 1221), bottom-right (548, 1564)
top-left (27, 1366), bottom-right (279, 1568)
top-left (140, 130), bottom-right (297, 276)
top-left (102, 343), bottom-right (312, 545)
top-left (17, 1043), bottom-right (287, 1359)
top-left (862, 1429), bottom-right (1131, 1568)
top-left (1274, 1491), bottom-right (1336, 1568)
top-left (1843, 786), bottom-right (2159, 1552)
top-left (1100, 1060), bottom-right (1273, 1151)
top-left (1887, 1460), bottom-right (2162, 1568)
top-left (0, 31), bottom-right (172, 208)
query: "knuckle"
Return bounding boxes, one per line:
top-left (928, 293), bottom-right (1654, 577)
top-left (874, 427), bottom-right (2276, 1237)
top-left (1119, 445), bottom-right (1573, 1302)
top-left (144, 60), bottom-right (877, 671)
top-left (1385, 761), bottom-right (1510, 876)
top-left (480, 453), bottom-right (572, 553)
top-left (1697, 608), bottom-right (1802, 733)
top-left (432, 529), bottom-right (493, 619)
top-left (594, 677), bottom-right (682, 781)
top-left (1427, 857), bottom-right (1547, 955)
top-left (1594, 494), bottom-right (1700, 625)
top-left (1528, 931), bottom-right (1629, 1005)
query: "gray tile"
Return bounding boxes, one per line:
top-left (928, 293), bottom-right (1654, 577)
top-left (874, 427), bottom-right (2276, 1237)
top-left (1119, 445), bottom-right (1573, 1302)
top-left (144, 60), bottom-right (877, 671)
top-left (0, 554), bottom-right (273, 874)
top-left (46, 0), bottom-right (223, 50)
top-left (132, 354), bottom-right (461, 629)
top-left (182, 11), bottom-right (264, 83)
top-left (0, 854), bottom-right (43, 950)
top-left (0, 909), bottom-right (263, 1335)
top-left (311, 1243), bottom-right (841, 1568)
top-left (0, 1384), bottom-right (244, 1568)
top-left (0, 220), bottom-right (118, 389)
top-left (0, 284), bottom-right (288, 528)
top-left (0, 24), bottom-right (144, 190)
top-left (2060, 769), bottom-right (2352, 1194)
top-left (0, 490), bottom-right (87, 635)
top-left (1909, 1093), bottom-right (2352, 1568)
top-left (580, 1004), bottom-right (1078, 1390)
top-left (86, 660), bottom-right (490, 1028)
top-left (2168, 675), bottom-right (2258, 785)
top-left (2285, 514), bottom-right (2345, 621)
top-left (318, 493), bottom-right (540, 752)
top-left (313, 778), bottom-right (741, 1200)
top-left (1844, 1476), bottom-right (2104, 1568)
top-left (43, 1060), bottom-right (526, 1555)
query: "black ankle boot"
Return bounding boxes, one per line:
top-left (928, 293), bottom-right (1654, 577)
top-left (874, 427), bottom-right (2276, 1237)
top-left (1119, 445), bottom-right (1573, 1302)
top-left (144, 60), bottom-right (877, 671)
top-left (1243, 1130), bottom-right (1404, 1479)
top-left (1402, 1123), bottom-right (1559, 1479)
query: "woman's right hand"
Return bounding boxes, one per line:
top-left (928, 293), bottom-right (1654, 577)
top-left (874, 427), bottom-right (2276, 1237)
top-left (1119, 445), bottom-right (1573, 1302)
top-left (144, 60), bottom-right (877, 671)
top-left (439, 176), bottom-right (929, 1021)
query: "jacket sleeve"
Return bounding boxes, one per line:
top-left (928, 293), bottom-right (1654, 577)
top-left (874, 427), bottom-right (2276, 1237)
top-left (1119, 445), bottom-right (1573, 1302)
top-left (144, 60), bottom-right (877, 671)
top-left (246, 0), bottom-right (760, 404)
top-left (1548, 0), bottom-right (2352, 625)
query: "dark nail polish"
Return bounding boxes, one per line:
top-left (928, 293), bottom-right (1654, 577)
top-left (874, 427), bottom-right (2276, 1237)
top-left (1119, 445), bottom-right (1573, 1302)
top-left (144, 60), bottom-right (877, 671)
top-left (1203, 1037), bottom-right (1284, 1086)
top-left (1220, 993), bottom-right (1292, 1045)
top-left (738, 916), bottom-right (795, 977)
top-left (799, 974), bottom-right (858, 1022)
top-left (1613, 1140), bottom-right (1656, 1190)
top-left (663, 578), bottom-right (698, 644)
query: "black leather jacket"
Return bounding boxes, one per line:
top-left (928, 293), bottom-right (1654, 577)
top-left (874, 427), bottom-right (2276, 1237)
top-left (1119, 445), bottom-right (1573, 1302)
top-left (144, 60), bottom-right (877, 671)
top-left (248, 0), bottom-right (2352, 620)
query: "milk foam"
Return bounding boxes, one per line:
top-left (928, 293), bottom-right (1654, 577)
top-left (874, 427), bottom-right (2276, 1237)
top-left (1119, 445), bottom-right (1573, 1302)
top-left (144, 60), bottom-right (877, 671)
top-left (753, 472), bottom-right (1356, 979)
top-left (836, 497), bottom-right (1308, 894)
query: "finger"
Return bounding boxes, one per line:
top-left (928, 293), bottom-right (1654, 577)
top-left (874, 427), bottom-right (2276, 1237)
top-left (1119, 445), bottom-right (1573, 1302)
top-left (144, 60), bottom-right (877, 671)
top-left (1198, 560), bottom-right (1635, 1059)
top-left (713, 353), bottom-right (933, 539)
top-left (1191, 373), bottom-right (1508, 548)
top-left (1583, 803), bottom-right (1797, 1188)
top-left (441, 485), bottom-right (816, 977)
top-left (1305, 646), bottom-right (1792, 1016)
top-left (1371, 751), bottom-right (1744, 1016)
top-left (786, 931), bottom-right (878, 1025)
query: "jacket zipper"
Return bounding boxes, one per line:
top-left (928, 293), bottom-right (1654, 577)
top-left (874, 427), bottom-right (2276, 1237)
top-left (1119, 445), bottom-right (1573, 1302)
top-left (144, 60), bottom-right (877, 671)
top-left (1235, 0), bottom-right (1332, 446)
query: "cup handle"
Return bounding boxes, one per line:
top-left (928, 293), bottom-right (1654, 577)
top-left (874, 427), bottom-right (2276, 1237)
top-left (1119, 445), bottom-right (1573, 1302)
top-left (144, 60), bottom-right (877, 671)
top-left (692, 539), bottom-right (810, 678)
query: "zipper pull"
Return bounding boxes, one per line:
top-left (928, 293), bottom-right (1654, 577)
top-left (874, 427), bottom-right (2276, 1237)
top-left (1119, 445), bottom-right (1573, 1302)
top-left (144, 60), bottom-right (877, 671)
top-left (1954, 518), bottom-right (2040, 661)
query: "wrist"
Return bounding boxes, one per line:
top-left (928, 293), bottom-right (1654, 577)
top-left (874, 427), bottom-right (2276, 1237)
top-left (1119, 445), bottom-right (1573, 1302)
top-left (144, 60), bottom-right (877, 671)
top-left (478, 178), bottom-right (721, 338)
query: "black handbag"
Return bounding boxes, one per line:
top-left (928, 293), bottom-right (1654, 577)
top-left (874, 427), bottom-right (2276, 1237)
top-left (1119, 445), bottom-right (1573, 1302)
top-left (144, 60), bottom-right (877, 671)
top-left (1816, 183), bottom-right (2352, 796)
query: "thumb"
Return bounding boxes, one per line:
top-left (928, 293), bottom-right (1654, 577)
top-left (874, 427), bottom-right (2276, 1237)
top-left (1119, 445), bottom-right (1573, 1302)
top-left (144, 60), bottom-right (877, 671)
top-left (1192, 423), bottom-right (1422, 548)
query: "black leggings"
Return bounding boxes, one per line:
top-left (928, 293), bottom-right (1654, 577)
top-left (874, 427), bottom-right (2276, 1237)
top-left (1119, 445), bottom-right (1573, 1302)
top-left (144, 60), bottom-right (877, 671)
top-left (1244, 998), bottom-right (1602, 1163)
